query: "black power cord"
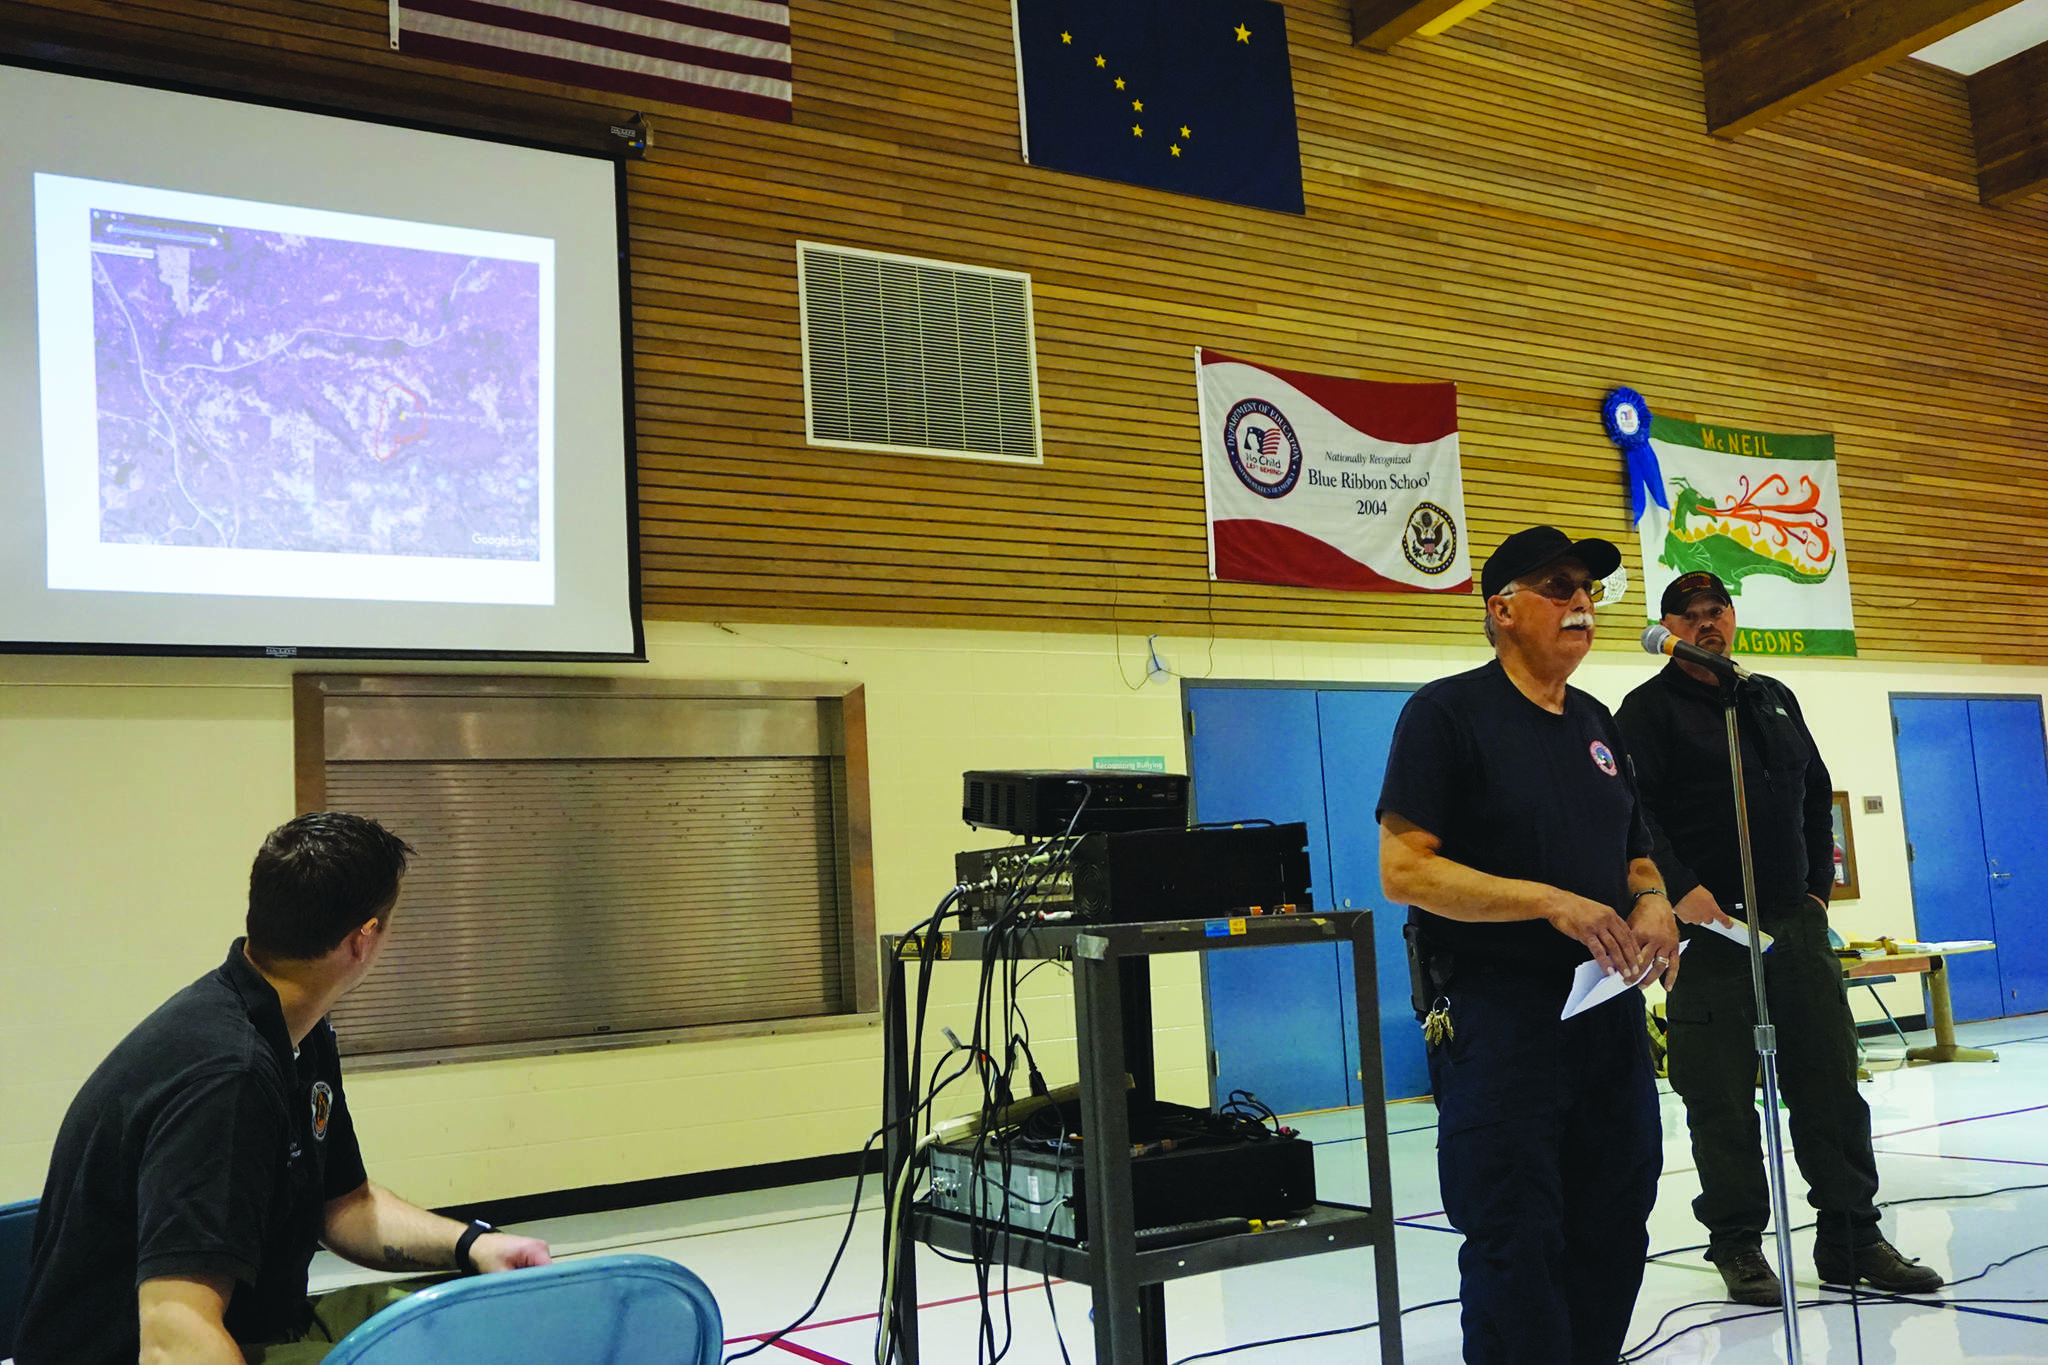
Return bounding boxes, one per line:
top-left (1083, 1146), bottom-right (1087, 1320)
top-left (730, 878), bottom-right (990, 1365)
top-left (1158, 1179), bottom-right (2048, 1365)
top-left (1617, 1245), bottom-right (2048, 1361)
top-left (874, 787), bottom-right (1096, 1365)
top-left (721, 1127), bottom-right (884, 1363)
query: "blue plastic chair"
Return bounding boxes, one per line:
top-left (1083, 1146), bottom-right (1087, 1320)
top-left (322, 1254), bottom-right (721, 1365)
top-left (1, 1197), bottom-right (38, 1361)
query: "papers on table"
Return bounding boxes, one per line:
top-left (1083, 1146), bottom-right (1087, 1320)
top-left (1562, 940), bottom-right (1688, 1020)
top-left (1697, 917), bottom-right (1772, 951)
top-left (1839, 938), bottom-right (1996, 959)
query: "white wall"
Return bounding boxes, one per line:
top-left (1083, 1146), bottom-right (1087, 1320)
top-left (2, 619), bottom-right (2032, 1205)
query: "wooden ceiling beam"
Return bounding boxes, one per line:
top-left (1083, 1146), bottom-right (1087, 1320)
top-left (1969, 41), bottom-right (2048, 206)
top-left (1696, 0), bottom-right (2025, 138)
top-left (1352, 0), bottom-right (1480, 51)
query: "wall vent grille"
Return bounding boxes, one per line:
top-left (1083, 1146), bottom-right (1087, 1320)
top-left (799, 241), bottom-right (1043, 464)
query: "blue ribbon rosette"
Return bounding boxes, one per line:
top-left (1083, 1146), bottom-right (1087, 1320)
top-left (1602, 387), bottom-right (1668, 526)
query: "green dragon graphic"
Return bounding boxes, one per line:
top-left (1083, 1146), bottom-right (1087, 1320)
top-left (1660, 475), bottom-right (1836, 592)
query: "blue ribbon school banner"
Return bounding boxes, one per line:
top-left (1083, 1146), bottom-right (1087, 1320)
top-left (1012, 0), bottom-right (1305, 215)
top-left (1199, 349), bottom-right (1470, 592)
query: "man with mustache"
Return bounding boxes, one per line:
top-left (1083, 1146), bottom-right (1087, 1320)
top-left (1380, 525), bottom-right (1678, 1364)
top-left (1616, 571), bottom-right (1942, 1305)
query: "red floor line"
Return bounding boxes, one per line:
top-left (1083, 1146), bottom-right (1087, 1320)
top-left (766, 1341), bottom-right (857, 1364)
top-left (725, 1277), bottom-right (1069, 1345)
top-left (1874, 1148), bottom-right (2048, 1169)
top-left (1871, 1102), bottom-right (2048, 1141)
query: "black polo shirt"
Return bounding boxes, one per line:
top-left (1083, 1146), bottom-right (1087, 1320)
top-left (1615, 661), bottom-right (1834, 915)
top-left (1378, 659), bottom-right (1656, 974)
top-left (16, 940), bottom-right (368, 1365)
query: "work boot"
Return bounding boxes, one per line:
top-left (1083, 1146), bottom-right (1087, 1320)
top-left (1709, 1243), bottom-right (1783, 1307)
top-left (1814, 1236), bottom-right (1945, 1293)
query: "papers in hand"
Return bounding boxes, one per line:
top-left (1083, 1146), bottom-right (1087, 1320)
top-left (1562, 941), bottom-right (1688, 1020)
top-left (1698, 918), bottom-right (1772, 951)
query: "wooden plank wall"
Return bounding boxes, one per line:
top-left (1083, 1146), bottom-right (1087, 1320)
top-left (14, 0), bottom-right (2048, 661)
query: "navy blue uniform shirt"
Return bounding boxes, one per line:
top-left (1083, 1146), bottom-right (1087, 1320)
top-left (1378, 659), bottom-right (1655, 973)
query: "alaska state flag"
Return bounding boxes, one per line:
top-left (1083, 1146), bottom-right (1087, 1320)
top-left (1015, 0), bottom-right (1305, 215)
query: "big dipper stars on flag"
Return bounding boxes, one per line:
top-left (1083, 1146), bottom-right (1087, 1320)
top-left (1014, 0), bottom-right (1305, 214)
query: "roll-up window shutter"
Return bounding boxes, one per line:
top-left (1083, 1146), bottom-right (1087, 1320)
top-left (295, 677), bottom-right (876, 1066)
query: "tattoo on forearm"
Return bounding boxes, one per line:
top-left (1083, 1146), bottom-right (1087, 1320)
top-left (380, 1245), bottom-right (447, 1271)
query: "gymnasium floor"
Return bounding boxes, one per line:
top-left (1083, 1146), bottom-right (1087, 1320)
top-left (317, 1017), bottom-right (2048, 1363)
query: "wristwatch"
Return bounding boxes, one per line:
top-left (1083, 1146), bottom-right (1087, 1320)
top-left (454, 1218), bottom-right (494, 1275)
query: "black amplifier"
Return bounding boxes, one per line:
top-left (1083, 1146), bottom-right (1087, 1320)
top-left (956, 822), bottom-right (1312, 924)
top-left (927, 1130), bottom-right (1316, 1243)
top-left (962, 769), bottom-right (1188, 837)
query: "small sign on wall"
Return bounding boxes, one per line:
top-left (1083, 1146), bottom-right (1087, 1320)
top-left (1094, 755), bottom-right (1167, 772)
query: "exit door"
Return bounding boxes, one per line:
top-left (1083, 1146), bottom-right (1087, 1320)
top-left (1891, 696), bottom-right (2048, 1021)
top-left (1186, 683), bottom-right (1427, 1115)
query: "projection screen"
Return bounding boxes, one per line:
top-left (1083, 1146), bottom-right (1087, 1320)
top-left (1, 62), bottom-right (641, 658)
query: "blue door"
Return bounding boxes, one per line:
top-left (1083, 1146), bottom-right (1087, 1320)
top-left (1316, 689), bottom-right (1430, 1101)
top-left (1891, 696), bottom-right (2048, 1021)
top-left (1188, 684), bottom-right (1421, 1115)
top-left (1966, 700), bottom-right (2048, 1017)
top-left (1187, 686), bottom-right (1348, 1115)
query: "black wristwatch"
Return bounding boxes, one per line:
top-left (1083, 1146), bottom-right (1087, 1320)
top-left (454, 1218), bottom-right (494, 1275)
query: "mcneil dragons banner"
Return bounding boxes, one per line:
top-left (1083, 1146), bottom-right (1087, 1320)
top-left (1636, 413), bottom-right (1857, 658)
top-left (1197, 349), bottom-right (1470, 593)
top-left (1013, 0), bottom-right (1305, 215)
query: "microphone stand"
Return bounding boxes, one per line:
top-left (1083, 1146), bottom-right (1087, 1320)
top-left (1722, 675), bottom-right (1803, 1360)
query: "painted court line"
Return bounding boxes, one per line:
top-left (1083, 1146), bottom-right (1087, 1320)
top-left (726, 1277), bottom-right (1068, 1349)
top-left (766, 1341), bottom-right (855, 1363)
top-left (720, 1091), bottom-right (2048, 1359)
top-left (1872, 1102), bottom-right (2048, 1142)
top-left (1875, 1148), bottom-right (2048, 1169)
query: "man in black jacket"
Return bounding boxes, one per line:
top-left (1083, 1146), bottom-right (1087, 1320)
top-left (1617, 571), bottom-right (1942, 1306)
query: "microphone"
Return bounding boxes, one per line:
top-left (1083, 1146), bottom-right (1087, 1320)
top-left (1641, 623), bottom-right (1751, 682)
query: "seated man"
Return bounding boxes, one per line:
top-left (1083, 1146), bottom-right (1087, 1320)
top-left (16, 812), bottom-right (550, 1365)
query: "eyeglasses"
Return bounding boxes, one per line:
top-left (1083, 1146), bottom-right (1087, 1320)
top-left (1502, 573), bottom-right (1606, 605)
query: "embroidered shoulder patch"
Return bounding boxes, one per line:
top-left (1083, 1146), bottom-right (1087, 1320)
top-left (311, 1081), bottom-right (334, 1142)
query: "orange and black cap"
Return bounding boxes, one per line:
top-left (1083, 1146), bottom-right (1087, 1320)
top-left (1660, 571), bottom-right (1732, 617)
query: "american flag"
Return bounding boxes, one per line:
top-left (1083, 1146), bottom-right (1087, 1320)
top-left (393, 0), bottom-right (793, 124)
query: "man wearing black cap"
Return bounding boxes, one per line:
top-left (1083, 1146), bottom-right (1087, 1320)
top-left (1380, 525), bottom-right (1678, 1365)
top-left (1617, 572), bottom-right (1942, 1306)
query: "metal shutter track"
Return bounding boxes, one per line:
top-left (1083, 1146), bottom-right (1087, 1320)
top-left (326, 757), bottom-right (849, 1055)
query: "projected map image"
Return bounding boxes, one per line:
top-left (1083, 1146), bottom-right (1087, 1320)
top-left (88, 209), bottom-right (543, 560)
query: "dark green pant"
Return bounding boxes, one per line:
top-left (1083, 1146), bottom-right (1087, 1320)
top-left (242, 1279), bottom-right (434, 1363)
top-left (1664, 904), bottom-right (1880, 1252)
